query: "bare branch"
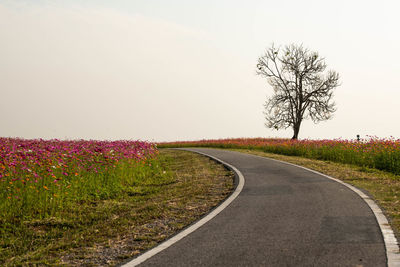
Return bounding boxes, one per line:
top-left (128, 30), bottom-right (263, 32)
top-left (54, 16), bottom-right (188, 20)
top-left (257, 43), bottom-right (340, 139)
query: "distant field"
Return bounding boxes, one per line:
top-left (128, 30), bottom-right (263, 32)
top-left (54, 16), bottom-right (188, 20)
top-left (159, 137), bottom-right (400, 175)
top-left (0, 138), bottom-right (233, 266)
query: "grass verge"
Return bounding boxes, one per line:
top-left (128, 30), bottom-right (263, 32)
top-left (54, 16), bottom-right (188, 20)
top-left (228, 148), bottom-right (400, 240)
top-left (0, 149), bottom-right (234, 266)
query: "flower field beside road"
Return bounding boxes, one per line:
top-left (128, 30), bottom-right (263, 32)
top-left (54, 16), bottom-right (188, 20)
top-left (0, 140), bottom-right (234, 266)
top-left (159, 137), bottom-right (400, 175)
top-left (0, 138), bottom-right (158, 221)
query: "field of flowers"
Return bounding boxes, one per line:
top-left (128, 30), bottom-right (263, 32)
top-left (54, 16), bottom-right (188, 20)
top-left (159, 136), bottom-right (400, 175)
top-left (0, 138), bottom-right (158, 222)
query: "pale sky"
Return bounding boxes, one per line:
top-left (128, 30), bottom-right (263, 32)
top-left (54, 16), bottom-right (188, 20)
top-left (1, 0), bottom-right (399, 141)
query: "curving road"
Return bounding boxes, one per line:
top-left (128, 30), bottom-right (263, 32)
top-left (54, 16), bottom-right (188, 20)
top-left (133, 148), bottom-right (388, 266)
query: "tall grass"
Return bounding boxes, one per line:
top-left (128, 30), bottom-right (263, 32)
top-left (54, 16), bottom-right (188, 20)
top-left (159, 137), bottom-right (400, 175)
top-left (0, 138), bottom-right (159, 223)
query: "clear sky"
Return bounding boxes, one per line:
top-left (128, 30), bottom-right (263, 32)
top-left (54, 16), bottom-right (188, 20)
top-left (1, 0), bottom-right (399, 141)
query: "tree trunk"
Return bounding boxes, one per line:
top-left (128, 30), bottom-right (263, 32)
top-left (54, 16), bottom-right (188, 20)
top-left (291, 121), bottom-right (301, 140)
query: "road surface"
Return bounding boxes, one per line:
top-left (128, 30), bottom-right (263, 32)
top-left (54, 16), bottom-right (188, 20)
top-left (136, 148), bottom-right (387, 266)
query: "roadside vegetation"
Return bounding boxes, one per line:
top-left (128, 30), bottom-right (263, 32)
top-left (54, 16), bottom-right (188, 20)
top-left (159, 137), bottom-right (400, 238)
top-left (160, 137), bottom-right (400, 175)
top-left (0, 138), bottom-right (234, 266)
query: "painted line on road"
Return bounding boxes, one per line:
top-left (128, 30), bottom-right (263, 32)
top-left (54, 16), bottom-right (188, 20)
top-left (246, 152), bottom-right (400, 267)
top-left (121, 149), bottom-right (245, 267)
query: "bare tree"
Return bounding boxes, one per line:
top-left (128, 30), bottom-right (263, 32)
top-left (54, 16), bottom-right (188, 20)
top-left (257, 43), bottom-right (340, 139)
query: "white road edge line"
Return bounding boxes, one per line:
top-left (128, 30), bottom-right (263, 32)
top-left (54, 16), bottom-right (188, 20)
top-left (121, 149), bottom-right (245, 267)
top-left (246, 152), bottom-right (400, 267)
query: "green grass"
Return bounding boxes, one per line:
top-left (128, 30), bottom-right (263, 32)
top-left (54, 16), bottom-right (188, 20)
top-left (0, 149), bottom-right (234, 266)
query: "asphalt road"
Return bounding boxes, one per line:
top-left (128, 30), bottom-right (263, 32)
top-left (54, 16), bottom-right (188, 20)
top-left (139, 148), bottom-right (387, 267)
